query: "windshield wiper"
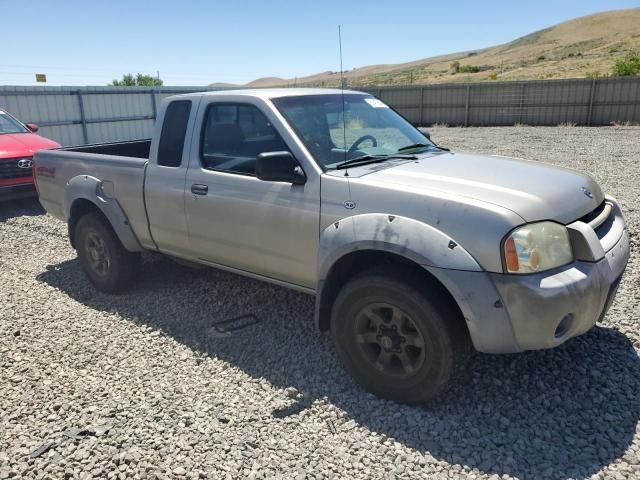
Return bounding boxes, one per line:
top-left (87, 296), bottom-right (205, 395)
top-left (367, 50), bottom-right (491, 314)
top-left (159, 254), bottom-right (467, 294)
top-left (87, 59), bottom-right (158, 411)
top-left (397, 143), bottom-right (432, 152)
top-left (398, 142), bottom-right (450, 152)
top-left (335, 154), bottom-right (417, 170)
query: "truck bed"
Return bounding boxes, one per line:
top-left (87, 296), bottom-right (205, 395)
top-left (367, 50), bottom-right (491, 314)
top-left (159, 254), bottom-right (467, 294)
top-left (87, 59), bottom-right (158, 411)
top-left (34, 139), bottom-right (154, 249)
top-left (62, 139), bottom-right (151, 158)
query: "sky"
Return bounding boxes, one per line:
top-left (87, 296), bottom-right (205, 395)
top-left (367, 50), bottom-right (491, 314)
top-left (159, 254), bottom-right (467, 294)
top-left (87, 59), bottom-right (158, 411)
top-left (2, 0), bottom-right (638, 86)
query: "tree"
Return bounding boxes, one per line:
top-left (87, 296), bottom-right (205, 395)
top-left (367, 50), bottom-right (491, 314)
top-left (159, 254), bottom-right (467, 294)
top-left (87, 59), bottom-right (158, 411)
top-left (612, 53), bottom-right (640, 77)
top-left (450, 61), bottom-right (460, 74)
top-left (110, 73), bottom-right (163, 86)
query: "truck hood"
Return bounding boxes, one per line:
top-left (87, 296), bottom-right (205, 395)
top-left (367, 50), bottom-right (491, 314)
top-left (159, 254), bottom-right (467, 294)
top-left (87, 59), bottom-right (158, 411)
top-left (0, 133), bottom-right (60, 158)
top-left (362, 152), bottom-right (603, 224)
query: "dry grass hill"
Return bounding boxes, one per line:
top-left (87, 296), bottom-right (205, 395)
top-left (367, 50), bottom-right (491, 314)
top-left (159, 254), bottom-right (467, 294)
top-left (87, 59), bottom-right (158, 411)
top-left (211, 8), bottom-right (640, 88)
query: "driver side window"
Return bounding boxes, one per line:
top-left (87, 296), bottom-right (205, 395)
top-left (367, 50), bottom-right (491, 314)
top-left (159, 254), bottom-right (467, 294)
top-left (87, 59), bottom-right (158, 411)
top-left (201, 103), bottom-right (288, 175)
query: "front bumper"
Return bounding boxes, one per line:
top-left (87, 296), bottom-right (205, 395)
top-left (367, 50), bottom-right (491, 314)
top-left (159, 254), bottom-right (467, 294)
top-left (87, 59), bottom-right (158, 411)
top-left (429, 196), bottom-right (630, 354)
top-left (490, 226), bottom-right (629, 351)
top-left (0, 183), bottom-right (36, 201)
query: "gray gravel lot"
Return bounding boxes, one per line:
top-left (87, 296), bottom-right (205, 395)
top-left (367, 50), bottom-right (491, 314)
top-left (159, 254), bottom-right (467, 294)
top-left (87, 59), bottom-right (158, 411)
top-left (1, 126), bottom-right (639, 480)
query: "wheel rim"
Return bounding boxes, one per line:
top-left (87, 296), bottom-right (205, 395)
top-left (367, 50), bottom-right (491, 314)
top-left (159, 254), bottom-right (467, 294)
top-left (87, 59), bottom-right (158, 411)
top-left (85, 231), bottom-right (110, 277)
top-left (353, 302), bottom-right (426, 378)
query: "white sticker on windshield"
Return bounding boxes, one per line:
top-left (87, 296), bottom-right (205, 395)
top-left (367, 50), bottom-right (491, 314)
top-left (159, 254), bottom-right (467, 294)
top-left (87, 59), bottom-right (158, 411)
top-left (364, 98), bottom-right (388, 108)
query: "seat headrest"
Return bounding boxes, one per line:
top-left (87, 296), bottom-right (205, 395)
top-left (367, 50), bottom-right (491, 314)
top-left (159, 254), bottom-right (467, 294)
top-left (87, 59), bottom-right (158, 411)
top-left (205, 123), bottom-right (245, 151)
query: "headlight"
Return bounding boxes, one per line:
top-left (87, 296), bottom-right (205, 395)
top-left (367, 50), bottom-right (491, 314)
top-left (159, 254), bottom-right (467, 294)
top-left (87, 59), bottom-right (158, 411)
top-left (503, 221), bottom-right (573, 274)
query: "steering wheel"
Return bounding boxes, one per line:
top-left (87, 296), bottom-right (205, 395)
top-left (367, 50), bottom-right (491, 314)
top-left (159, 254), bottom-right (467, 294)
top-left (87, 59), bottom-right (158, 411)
top-left (347, 135), bottom-right (378, 156)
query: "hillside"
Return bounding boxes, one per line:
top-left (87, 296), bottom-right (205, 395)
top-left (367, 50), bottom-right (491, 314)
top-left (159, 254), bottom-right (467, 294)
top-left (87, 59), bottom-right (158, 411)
top-left (211, 8), bottom-right (640, 88)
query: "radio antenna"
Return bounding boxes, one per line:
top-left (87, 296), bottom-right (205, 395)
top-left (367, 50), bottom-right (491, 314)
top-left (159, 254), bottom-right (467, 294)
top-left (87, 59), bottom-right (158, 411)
top-left (338, 25), bottom-right (349, 177)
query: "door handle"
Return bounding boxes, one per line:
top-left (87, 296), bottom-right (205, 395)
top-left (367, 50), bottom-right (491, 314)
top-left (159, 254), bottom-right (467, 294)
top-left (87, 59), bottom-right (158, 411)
top-left (191, 184), bottom-right (208, 195)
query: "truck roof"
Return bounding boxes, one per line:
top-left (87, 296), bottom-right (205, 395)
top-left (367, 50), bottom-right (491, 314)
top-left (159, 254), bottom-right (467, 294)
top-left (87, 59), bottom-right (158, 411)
top-left (173, 88), bottom-right (370, 100)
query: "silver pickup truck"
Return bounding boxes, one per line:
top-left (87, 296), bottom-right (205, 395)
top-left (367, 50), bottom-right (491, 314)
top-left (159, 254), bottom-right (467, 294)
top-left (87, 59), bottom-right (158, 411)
top-left (34, 89), bottom-right (630, 404)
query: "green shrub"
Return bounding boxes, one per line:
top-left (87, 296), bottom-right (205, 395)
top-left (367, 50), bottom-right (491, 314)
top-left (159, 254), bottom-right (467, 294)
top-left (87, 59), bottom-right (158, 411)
top-left (459, 65), bottom-right (480, 73)
top-left (612, 53), bottom-right (640, 76)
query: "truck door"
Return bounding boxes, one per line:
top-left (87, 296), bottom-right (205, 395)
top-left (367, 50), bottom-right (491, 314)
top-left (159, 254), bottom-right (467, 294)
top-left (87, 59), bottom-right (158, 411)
top-left (184, 100), bottom-right (319, 289)
top-left (144, 98), bottom-right (198, 257)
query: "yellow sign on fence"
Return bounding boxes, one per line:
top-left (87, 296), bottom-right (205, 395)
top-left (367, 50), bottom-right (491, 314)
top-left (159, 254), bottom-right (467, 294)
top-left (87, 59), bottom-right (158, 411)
top-left (35, 74), bottom-right (47, 83)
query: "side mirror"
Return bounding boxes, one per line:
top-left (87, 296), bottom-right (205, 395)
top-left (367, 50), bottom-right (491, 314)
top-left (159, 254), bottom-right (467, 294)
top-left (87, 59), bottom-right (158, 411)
top-left (26, 123), bottom-right (39, 133)
top-left (418, 127), bottom-right (431, 140)
top-left (256, 151), bottom-right (306, 185)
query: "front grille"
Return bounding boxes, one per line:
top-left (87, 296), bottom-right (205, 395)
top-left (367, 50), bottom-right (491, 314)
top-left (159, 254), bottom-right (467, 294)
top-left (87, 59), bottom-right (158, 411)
top-left (579, 200), bottom-right (613, 239)
top-left (579, 201), bottom-right (605, 224)
top-left (0, 158), bottom-right (32, 180)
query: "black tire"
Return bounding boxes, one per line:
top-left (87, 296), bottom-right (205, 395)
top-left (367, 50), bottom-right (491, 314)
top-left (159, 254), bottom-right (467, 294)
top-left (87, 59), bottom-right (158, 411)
top-left (331, 268), bottom-right (471, 405)
top-left (75, 212), bottom-right (140, 293)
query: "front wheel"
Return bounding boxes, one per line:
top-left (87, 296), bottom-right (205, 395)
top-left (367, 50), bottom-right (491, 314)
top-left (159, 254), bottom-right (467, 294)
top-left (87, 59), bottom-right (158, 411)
top-left (331, 269), bottom-right (471, 404)
top-left (75, 212), bottom-right (140, 293)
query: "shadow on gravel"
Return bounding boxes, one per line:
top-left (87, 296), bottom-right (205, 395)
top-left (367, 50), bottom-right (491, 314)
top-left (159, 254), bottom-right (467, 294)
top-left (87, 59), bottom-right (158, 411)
top-left (0, 197), bottom-right (44, 221)
top-left (38, 255), bottom-right (640, 480)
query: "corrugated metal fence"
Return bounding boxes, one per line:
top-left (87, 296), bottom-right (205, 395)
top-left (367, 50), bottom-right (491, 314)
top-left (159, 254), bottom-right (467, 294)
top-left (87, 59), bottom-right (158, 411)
top-left (1, 77), bottom-right (638, 146)
top-left (364, 76), bottom-right (640, 127)
top-left (0, 86), bottom-right (208, 146)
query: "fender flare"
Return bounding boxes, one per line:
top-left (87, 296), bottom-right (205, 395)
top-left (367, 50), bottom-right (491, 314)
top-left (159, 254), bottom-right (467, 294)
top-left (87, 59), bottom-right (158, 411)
top-left (65, 175), bottom-right (142, 252)
top-left (314, 213), bottom-right (482, 329)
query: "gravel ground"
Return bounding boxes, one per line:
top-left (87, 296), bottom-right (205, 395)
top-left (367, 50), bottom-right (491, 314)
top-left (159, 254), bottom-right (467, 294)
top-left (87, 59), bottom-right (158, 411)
top-left (1, 126), bottom-right (639, 480)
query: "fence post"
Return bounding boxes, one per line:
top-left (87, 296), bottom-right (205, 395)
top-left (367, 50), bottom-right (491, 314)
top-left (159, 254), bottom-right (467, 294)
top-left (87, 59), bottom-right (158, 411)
top-left (377, 89), bottom-right (382, 99)
top-left (76, 90), bottom-right (89, 144)
top-left (464, 84), bottom-right (471, 127)
top-left (420, 87), bottom-right (425, 126)
top-left (586, 77), bottom-right (596, 126)
top-left (150, 90), bottom-right (158, 120)
top-left (518, 82), bottom-right (526, 124)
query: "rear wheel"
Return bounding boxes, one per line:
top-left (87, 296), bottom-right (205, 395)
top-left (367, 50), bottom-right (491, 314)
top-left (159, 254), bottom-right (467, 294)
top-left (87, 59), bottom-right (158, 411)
top-left (331, 268), bottom-right (470, 404)
top-left (75, 212), bottom-right (140, 293)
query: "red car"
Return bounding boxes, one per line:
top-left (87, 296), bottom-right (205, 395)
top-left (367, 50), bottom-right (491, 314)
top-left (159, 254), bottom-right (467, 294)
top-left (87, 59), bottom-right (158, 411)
top-left (0, 109), bottom-right (60, 200)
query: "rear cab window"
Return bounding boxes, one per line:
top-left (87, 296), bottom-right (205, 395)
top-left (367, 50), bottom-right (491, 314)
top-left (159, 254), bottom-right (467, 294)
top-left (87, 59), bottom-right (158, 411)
top-left (157, 100), bottom-right (192, 167)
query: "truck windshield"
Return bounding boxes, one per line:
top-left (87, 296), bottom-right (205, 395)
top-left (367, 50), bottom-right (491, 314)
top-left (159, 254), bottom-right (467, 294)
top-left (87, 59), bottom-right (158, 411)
top-left (272, 94), bottom-right (435, 170)
top-left (0, 111), bottom-right (28, 134)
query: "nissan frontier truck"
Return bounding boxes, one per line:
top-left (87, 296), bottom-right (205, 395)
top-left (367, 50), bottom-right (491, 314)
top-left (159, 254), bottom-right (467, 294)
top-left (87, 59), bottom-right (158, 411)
top-left (34, 89), bottom-right (630, 404)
